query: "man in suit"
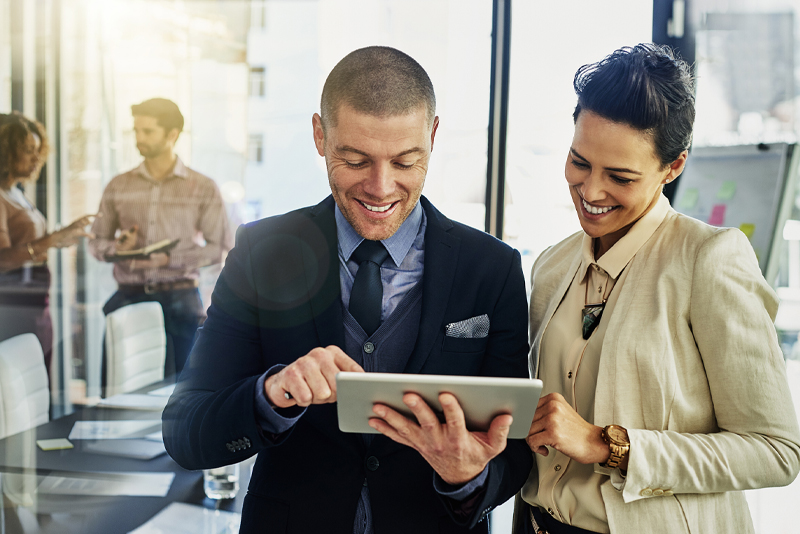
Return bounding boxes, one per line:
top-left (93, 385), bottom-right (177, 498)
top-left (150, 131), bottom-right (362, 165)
top-left (163, 46), bottom-right (532, 534)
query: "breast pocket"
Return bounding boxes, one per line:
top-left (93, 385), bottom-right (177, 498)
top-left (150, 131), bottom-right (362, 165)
top-left (441, 335), bottom-right (489, 354)
top-left (430, 336), bottom-right (489, 376)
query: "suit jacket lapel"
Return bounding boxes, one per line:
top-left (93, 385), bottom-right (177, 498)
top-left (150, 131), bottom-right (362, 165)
top-left (404, 197), bottom-right (459, 375)
top-left (303, 196), bottom-right (345, 349)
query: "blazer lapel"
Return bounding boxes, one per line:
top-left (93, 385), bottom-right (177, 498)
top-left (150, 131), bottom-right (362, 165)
top-left (303, 196), bottom-right (345, 349)
top-left (404, 197), bottom-right (459, 375)
top-left (531, 250), bottom-right (582, 378)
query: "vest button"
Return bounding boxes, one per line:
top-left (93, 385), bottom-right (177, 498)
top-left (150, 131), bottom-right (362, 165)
top-left (363, 342), bottom-right (375, 354)
top-left (366, 456), bottom-right (380, 471)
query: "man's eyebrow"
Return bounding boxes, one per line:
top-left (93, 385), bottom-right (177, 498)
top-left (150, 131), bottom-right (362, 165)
top-left (570, 148), bottom-right (642, 175)
top-left (337, 145), bottom-right (426, 159)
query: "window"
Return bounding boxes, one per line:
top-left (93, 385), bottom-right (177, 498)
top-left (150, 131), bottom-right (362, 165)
top-left (248, 133), bottom-right (264, 163)
top-left (503, 0), bottom-right (653, 288)
top-left (249, 66), bottom-right (265, 97)
top-left (250, 0), bottom-right (266, 29)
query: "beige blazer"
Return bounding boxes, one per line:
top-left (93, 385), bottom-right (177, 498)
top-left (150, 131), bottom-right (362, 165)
top-left (515, 207), bottom-right (800, 534)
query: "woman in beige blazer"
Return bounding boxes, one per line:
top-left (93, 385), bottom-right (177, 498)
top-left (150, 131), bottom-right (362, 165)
top-left (514, 44), bottom-right (800, 534)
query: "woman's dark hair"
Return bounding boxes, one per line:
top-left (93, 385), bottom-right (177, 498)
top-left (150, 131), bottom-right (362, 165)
top-left (573, 43), bottom-right (695, 167)
top-left (0, 111), bottom-right (49, 179)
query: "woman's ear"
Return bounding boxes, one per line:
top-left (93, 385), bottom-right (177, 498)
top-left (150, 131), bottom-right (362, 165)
top-left (663, 150), bottom-right (688, 184)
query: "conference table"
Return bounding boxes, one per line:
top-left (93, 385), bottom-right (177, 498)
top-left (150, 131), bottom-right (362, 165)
top-left (0, 383), bottom-right (250, 533)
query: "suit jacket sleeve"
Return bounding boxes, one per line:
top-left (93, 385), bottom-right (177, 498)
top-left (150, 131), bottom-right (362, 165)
top-left (620, 229), bottom-right (800, 502)
top-left (162, 224), bottom-right (289, 470)
top-left (441, 248), bottom-right (534, 527)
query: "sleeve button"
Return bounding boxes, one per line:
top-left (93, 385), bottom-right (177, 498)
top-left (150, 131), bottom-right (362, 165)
top-left (640, 488), bottom-right (653, 496)
top-left (653, 489), bottom-right (664, 496)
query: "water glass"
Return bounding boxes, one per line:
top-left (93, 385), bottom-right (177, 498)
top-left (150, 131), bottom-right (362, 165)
top-left (203, 463), bottom-right (240, 500)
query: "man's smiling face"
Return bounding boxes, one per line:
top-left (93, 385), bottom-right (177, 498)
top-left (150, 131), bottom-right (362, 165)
top-left (313, 104), bottom-right (438, 241)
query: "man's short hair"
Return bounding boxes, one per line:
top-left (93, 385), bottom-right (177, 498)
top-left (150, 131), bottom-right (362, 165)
top-left (320, 46), bottom-right (436, 130)
top-left (131, 98), bottom-right (185, 134)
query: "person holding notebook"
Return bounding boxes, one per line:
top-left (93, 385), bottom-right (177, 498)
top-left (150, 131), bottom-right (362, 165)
top-left (89, 98), bottom-right (232, 379)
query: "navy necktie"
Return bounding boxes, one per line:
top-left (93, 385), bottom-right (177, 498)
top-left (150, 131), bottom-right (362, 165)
top-left (349, 240), bottom-right (389, 336)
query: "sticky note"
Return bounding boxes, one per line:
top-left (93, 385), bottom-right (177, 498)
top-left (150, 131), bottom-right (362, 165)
top-left (739, 223), bottom-right (756, 239)
top-left (717, 181), bottom-right (737, 200)
top-left (37, 438), bottom-right (74, 451)
top-left (679, 188), bottom-right (699, 209)
top-left (709, 204), bottom-right (726, 226)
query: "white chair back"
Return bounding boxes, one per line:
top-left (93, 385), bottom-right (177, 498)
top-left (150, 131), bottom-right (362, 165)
top-left (105, 301), bottom-right (167, 397)
top-left (0, 333), bottom-right (49, 440)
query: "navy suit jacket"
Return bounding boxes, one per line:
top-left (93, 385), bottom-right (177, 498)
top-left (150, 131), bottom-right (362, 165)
top-left (163, 196), bottom-right (533, 534)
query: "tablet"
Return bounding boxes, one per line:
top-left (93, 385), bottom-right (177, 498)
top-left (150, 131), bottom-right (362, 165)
top-left (336, 372), bottom-right (542, 439)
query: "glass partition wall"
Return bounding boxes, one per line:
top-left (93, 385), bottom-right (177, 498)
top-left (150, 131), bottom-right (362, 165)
top-left (0, 0), bottom-right (494, 411)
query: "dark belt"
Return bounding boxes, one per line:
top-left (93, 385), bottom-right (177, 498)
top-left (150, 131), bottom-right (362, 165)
top-left (530, 506), bottom-right (601, 534)
top-left (118, 279), bottom-right (198, 295)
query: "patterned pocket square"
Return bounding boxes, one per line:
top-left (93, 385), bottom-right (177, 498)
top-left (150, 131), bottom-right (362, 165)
top-left (445, 314), bottom-right (490, 339)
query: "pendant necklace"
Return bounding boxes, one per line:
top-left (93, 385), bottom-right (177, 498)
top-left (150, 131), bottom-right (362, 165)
top-left (581, 270), bottom-right (612, 340)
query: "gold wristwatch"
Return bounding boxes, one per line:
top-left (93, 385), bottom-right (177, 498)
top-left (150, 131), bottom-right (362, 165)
top-left (600, 424), bottom-right (630, 469)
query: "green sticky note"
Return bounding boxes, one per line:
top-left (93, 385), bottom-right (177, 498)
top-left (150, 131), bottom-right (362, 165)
top-left (717, 181), bottom-right (737, 200)
top-left (37, 438), bottom-right (73, 451)
top-left (679, 188), bottom-right (699, 209)
top-left (739, 223), bottom-right (755, 239)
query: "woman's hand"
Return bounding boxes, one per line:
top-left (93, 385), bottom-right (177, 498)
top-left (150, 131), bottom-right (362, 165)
top-left (526, 392), bottom-right (610, 465)
top-left (47, 214), bottom-right (96, 248)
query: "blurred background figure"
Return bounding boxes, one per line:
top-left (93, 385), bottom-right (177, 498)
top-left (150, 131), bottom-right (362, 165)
top-left (0, 111), bottom-right (94, 379)
top-left (89, 98), bottom-right (232, 383)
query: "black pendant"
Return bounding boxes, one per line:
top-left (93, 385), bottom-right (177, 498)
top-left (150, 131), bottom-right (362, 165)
top-left (582, 303), bottom-right (605, 340)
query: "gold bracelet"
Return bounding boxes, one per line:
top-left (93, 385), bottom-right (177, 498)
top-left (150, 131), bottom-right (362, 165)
top-left (26, 242), bottom-right (36, 260)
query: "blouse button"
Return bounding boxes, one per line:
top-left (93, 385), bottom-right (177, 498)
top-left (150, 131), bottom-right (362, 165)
top-left (554, 464), bottom-right (561, 472)
top-left (567, 371), bottom-right (573, 379)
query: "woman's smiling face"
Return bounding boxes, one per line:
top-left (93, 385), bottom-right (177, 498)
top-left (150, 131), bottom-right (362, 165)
top-left (566, 110), bottom-right (687, 257)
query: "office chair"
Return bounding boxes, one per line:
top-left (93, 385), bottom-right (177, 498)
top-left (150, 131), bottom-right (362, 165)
top-left (105, 301), bottom-right (167, 397)
top-left (0, 333), bottom-right (50, 440)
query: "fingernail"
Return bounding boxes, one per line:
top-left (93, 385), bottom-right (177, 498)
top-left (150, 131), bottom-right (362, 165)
top-left (407, 398), bottom-right (417, 407)
top-left (373, 406), bottom-right (384, 417)
top-left (368, 420), bottom-right (378, 429)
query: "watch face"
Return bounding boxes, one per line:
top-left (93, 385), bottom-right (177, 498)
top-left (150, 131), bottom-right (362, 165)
top-left (607, 426), bottom-right (628, 443)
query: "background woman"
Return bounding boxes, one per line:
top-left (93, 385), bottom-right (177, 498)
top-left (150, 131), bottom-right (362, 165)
top-left (515, 44), bottom-right (800, 534)
top-left (0, 111), bottom-right (93, 377)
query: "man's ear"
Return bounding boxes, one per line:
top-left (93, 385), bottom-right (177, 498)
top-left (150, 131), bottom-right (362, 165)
top-left (166, 128), bottom-right (181, 146)
top-left (312, 113), bottom-right (325, 157)
top-left (430, 116), bottom-right (439, 152)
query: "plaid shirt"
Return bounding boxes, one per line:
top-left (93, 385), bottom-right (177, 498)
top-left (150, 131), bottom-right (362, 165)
top-left (89, 157), bottom-right (232, 285)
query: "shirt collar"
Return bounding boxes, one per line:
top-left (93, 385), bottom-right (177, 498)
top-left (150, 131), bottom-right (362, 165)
top-left (335, 201), bottom-right (423, 267)
top-left (580, 193), bottom-right (671, 280)
top-left (135, 156), bottom-right (189, 182)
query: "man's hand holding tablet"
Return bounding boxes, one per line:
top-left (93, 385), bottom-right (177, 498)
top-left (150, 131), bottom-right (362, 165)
top-left (337, 372), bottom-right (542, 485)
top-left (370, 392), bottom-right (512, 485)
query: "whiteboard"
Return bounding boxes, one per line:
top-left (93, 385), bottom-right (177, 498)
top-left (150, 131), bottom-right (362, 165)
top-left (673, 143), bottom-right (792, 274)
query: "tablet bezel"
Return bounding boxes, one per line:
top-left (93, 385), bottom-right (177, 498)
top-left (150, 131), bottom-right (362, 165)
top-left (336, 372), bottom-right (542, 439)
